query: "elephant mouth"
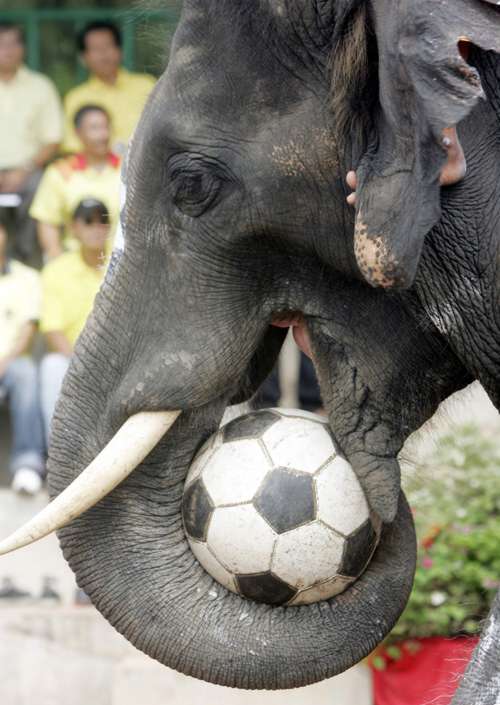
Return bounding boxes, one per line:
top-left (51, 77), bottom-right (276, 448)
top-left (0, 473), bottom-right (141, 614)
top-left (458, 40), bottom-right (472, 63)
top-left (271, 311), bottom-right (313, 359)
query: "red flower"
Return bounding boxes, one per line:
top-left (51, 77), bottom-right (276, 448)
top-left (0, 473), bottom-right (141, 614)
top-left (421, 524), bottom-right (443, 549)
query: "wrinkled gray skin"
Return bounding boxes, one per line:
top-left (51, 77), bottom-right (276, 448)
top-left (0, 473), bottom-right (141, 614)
top-left (48, 0), bottom-right (500, 697)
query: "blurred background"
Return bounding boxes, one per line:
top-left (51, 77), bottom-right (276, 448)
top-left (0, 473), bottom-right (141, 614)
top-left (0, 0), bottom-right (181, 94)
top-left (0, 2), bottom-right (499, 705)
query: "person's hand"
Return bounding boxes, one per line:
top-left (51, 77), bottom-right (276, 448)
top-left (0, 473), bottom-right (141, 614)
top-left (346, 170), bottom-right (357, 207)
top-left (0, 168), bottom-right (29, 194)
top-left (345, 127), bottom-right (465, 208)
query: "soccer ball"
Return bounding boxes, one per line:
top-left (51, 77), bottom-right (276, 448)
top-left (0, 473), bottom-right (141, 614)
top-left (182, 409), bottom-right (381, 606)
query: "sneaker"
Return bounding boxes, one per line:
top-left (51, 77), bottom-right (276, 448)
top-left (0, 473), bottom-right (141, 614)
top-left (11, 468), bottom-right (42, 496)
top-left (39, 576), bottom-right (61, 603)
top-left (0, 577), bottom-right (32, 601)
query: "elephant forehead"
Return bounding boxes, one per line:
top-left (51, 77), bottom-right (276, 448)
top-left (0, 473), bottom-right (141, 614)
top-left (167, 1), bottom-right (311, 117)
top-left (271, 128), bottom-right (338, 175)
top-left (166, 38), bottom-right (245, 118)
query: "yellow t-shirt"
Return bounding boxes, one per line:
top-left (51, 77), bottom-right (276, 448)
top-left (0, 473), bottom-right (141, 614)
top-left (0, 66), bottom-right (63, 169)
top-left (29, 153), bottom-right (121, 250)
top-left (40, 250), bottom-right (104, 346)
top-left (63, 68), bottom-right (156, 154)
top-left (0, 260), bottom-right (41, 359)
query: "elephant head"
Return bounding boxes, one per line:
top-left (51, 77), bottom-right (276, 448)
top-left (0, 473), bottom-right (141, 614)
top-left (1, 0), bottom-right (500, 693)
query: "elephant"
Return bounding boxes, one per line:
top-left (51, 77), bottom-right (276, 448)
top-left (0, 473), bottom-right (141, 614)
top-left (1, 0), bottom-right (500, 699)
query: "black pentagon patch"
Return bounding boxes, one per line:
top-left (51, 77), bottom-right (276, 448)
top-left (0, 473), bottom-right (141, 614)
top-left (340, 520), bottom-right (377, 577)
top-left (236, 572), bottom-right (297, 606)
top-left (223, 410), bottom-right (281, 443)
top-left (182, 479), bottom-right (213, 541)
top-left (254, 467), bottom-right (315, 534)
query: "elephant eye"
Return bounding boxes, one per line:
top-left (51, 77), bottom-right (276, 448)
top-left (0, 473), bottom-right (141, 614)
top-left (167, 154), bottom-right (225, 218)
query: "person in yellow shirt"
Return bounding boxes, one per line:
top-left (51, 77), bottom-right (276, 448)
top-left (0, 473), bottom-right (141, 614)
top-left (30, 104), bottom-right (120, 260)
top-left (39, 198), bottom-right (108, 446)
top-left (63, 21), bottom-right (156, 155)
top-left (0, 218), bottom-right (45, 495)
top-left (0, 22), bottom-right (62, 262)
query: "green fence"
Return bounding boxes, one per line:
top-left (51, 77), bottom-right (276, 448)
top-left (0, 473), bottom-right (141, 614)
top-left (0, 7), bottom-right (181, 94)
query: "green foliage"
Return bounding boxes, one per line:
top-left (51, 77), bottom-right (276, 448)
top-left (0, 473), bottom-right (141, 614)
top-left (388, 426), bottom-right (500, 644)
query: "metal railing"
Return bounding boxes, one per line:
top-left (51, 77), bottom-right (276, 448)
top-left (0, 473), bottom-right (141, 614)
top-left (0, 8), bottom-right (180, 91)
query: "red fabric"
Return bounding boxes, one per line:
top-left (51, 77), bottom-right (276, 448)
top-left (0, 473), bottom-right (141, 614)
top-left (71, 153), bottom-right (120, 170)
top-left (372, 637), bottom-right (479, 705)
top-left (71, 154), bottom-right (88, 171)
top-left (107, 152), bottom-right (120, 168)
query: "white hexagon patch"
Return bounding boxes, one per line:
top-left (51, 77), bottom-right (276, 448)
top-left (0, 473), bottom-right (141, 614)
top-left (202, 440), bottom-right (270, 505)
top-left (316, 457), bottom-right (369, 536)
top-left (262, 417), bottom-right (336, 475)
top-left (271, 521), bottom-right (345, 589)
top-left (274, 408), bottom-right (329, 424)
top-left (289, 575), bottom-right (354, 605)
top-left (208, 505), bottom-right (277, 574)
top-left (188, 538), bottom-right (237, 593)
top-left (186, 434), bottom-right (221, 487)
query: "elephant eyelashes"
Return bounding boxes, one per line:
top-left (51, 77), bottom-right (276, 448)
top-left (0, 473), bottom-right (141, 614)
top-left (167, 153), bottom-right (227, 218)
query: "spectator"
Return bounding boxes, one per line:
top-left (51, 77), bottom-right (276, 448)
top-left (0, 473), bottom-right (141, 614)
top-left (30, 105), bottom-right (120, 260)
top-left (0, 22), bottom-right (62, 262)
top-left (39, 199), bottom-right (109, 446)
top-left (0, 220), bottom-right (45, 495)
top-left (63, 21), bottom-right (156, 155)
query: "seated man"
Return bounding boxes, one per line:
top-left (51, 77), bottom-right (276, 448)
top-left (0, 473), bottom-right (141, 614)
top-left (39, 199), bottom-right (109, 446)
top-left (30, 104), bottom-right (120, 260)
top-left (0, 220), bottom-right (45, 495)
top-left (0, 22), bottom-right (62, 263)
top-left (63, 21), bottom-right (156, 156)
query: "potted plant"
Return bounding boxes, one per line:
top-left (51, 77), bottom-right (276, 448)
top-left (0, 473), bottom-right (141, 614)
top-left (369, 425), bottom-right (500, 705)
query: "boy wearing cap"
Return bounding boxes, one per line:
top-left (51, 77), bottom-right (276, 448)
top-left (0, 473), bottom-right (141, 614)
top-left (39, 199), bottom-right (109, 445)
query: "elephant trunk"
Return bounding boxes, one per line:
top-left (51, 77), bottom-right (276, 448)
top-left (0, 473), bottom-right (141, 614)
top-left (49, 374), bottom-right (415, 688)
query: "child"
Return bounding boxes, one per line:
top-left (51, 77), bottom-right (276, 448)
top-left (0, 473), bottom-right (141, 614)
top-left (39, 198), bottom-right (110, 446)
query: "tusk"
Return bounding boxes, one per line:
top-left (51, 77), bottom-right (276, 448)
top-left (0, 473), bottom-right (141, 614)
top-left (0, 410), bottom-right (180, 556)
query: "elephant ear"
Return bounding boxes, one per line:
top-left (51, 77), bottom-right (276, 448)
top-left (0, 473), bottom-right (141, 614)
top-left (352, 0), bottom-right (500, 289)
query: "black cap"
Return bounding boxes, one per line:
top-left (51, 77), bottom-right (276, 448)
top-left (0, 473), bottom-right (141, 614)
top-left (72, 198), bottom-right (110, 225)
